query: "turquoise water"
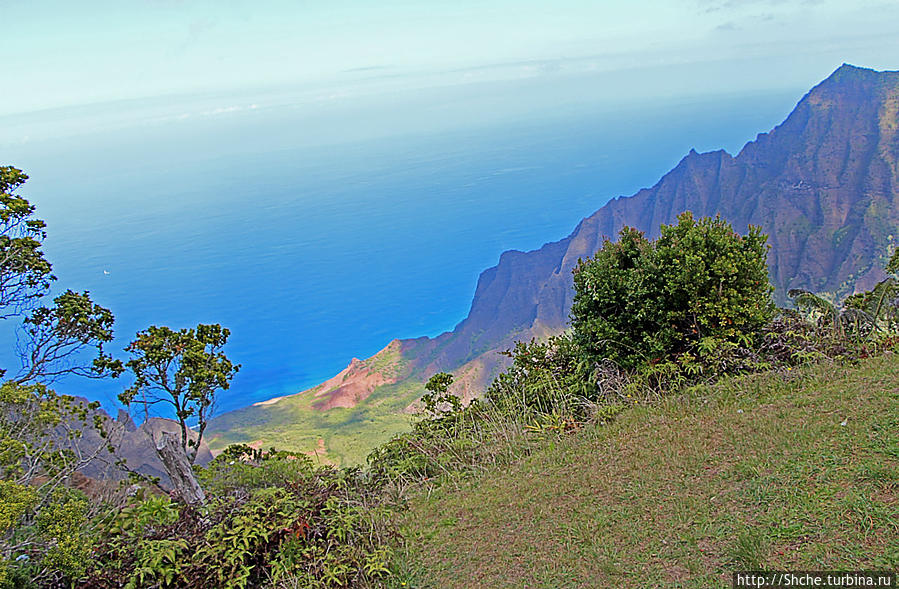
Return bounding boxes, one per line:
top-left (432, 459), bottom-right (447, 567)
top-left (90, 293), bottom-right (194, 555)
top-left (1, 88), bottom-right (800, 414)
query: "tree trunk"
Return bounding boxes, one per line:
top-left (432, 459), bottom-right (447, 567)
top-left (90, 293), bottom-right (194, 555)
top-left (155, 430), bottom-right (206, 505)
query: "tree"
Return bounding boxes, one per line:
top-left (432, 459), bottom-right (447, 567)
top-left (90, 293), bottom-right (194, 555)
top-left (571, 212), bottom-right (774, 370)
top-left (0, 167), bottom-right (53, 318)
top-left (15, 289), bottom-right (123, 384)
top-left (119, 324), bottom-right (239, 503)
top-left (0, 168), bottom-right (121, 383)
top-left (0, 167), bottom-right (125, 584)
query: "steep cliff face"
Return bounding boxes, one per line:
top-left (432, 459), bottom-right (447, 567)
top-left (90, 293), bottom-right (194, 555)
top-left (396, 64), bottom-right (899, 389)
top-left (210, 64), bottom-right (899, 438)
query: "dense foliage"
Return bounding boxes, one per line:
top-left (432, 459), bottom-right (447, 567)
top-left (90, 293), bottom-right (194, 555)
top-left (0, 382), bottom-right (105, 586)
top-left (85, 449), bottom-right (393, 589)
top-left (570, 212), bottom-right (774, 370)
top-left (0, 168), bottom-right (53, 319)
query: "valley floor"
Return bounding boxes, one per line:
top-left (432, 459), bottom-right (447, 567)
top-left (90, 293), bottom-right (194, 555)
top-left (394, 355), bottom-right (899, 588)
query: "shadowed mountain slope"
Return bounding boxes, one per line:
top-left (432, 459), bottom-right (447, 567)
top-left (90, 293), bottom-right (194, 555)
top-left (406, 64), bottom-right (899, 380)
top-left (208, 64), bottom-right (899, 460)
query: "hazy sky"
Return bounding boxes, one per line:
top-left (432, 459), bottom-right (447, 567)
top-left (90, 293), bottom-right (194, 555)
top-left (3, 0), bottom-right (899, 116)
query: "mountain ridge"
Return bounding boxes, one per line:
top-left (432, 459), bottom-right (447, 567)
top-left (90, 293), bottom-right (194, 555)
top-left (208, 63), bottom-right (899, 460)
top-left (397, 63), bottom-right (899, 393)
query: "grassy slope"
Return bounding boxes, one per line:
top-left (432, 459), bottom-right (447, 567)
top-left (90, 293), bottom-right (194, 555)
top-left (206, 379), bottom-right (424, 466)
top-left (397, 355), bottom-right (899, 588)
top-left (205, 338), bottom-right (506, 466)
top-left (206, 343), bottom-right (426, 465)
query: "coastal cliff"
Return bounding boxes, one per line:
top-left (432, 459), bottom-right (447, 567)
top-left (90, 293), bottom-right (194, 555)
top-left (208, 64), bottom-right (899, 462)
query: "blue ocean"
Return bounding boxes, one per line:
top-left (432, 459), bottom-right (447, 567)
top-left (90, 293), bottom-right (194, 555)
top-left (1, 82), bottom-right (801, 415)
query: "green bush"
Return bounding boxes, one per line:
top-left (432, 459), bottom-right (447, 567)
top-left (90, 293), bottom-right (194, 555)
top-left (367, 343), bottom-right (620, 488)
top-left (887, 248), bottom-right (899, 275)
top-left (0, 381), bottom-right (109, 588)
top-left (485, 334), bottom-right (597, 410)
top-left (87, 453), bottom-right (394, 589)
top-left (571, 212), bottom-right (775, 371)
top-left (367, 374), bottom-right (474, 484)
top-left (198, 444), bottom-right (316, 497)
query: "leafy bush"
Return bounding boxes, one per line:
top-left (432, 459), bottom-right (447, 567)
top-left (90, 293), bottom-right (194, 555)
top-left (367, 374), bottom-right (476, 485)
top-left (791, 248), bottom-right (899, 344)
top-left (0, 381), bottom-right (114, 588)
top-left (87, 452), bottom-right (394, 588)
top-left (571, 212), bottom-right (774, 371)
top-left (419, 372), bottom-right (461, 418)
top-left (367, 346), bottom-right (628, 489)
top-left (368, 373), bottom-right (549, 487)
top-left (486, 335), bottom-right (597, 410)
top-left (198, 444), bottom-right (316, 497)
top-left (887, 248), bottom-right (899, 275)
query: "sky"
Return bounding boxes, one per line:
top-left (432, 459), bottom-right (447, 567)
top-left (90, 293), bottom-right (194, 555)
top-left (2, 0), bottom-right (899, 120)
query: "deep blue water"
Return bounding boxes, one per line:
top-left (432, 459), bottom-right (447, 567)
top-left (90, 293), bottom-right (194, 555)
top-left (0, 87), bottom-right (801, 415)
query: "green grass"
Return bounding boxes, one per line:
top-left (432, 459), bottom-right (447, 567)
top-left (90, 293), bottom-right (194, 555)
top-left (362, 344), bottom-right (410, 377)
top-left (206, 342), bottom-right (422, 465)
top-left (206, 378), bottom-right (427, 466)
top-left (393, 355), bottom-right (899, 588)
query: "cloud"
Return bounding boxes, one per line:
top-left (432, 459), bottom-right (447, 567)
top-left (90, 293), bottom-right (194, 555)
top-left (188, 18), bottom-right (215, 39)
top-left (342, 65), bottom-right (393, 74)
top-left (699, 0), bottom-right (822, 14)
top-left (169, 16), bottom-right (217, 55)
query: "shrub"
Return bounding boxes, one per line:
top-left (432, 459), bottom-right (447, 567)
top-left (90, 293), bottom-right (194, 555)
top-left (0, 381), bottom-right (112, 588)
top-left (419, 372), bottom-right (461, 418)
top-left (793, 248), bottom-right (899, 343)
top-left (485, 334), bottom-right (598, 410)
top-left (571, 212), bottom-right (774, 371)
top-left (197, 444), bottom-right (316, 497)
top-left (887, 248), bottom-right (899, 275)
top-left (367, 340), bottom-right (626, 489)
top-left (87, 453), bottom-right (394, 589)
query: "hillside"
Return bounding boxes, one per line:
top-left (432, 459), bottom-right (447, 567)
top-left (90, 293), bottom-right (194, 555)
top-left (208, 64), bottom-right (899, 462)
top-left (397, 355), bottom-right (899, 587)
top-left (66, 402), bottom-right (214, 486)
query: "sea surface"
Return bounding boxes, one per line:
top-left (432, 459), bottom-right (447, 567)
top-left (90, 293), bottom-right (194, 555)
top-left (0, 84), bottom-right (801, 415)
